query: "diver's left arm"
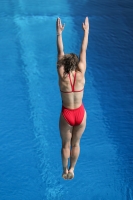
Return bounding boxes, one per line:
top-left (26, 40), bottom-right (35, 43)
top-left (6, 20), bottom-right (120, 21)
top-left (78, 17), bottom-right (89, 73)
top-left (56, 18), bottom-right (65, 59)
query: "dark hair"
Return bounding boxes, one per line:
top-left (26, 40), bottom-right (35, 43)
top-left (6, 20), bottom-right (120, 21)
top-left (57, 53), bottom-right (79, 74)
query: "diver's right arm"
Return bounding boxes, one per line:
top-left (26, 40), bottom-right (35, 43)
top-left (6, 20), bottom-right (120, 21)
top-left (56, 17), bottom-right (65, 60)
top-left (79, 17), bottom-right (89, 73)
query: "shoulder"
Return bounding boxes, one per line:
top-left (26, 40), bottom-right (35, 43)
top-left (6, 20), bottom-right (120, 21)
top-left (77, 63), bottom-right (86, 75)
top-left (77, 62), bottom-right (86, 74)
top-left (57, 65), bottom-right (65, 77)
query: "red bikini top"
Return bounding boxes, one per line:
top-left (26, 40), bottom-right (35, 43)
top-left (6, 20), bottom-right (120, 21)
top-left (60, 72), bottom-right (84, 93)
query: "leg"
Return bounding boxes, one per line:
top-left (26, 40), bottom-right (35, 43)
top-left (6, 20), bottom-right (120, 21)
top-left (68, 111), bottom-right (87, 179)
top-left (59, 114), bottom-right (73, 179)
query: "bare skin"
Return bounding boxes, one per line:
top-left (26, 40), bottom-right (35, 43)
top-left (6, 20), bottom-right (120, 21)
top-left (56, 17), bottom-right (89, 179)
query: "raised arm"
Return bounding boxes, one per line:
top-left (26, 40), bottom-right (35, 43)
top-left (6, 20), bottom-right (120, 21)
top-left (56, 17), bottom-right (65, 60)
top-left (78, 17), bottom-right (89, 73)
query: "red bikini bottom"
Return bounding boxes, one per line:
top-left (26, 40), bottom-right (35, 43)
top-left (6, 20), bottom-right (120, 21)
top-left (62, 104), bottom-right (85, 126)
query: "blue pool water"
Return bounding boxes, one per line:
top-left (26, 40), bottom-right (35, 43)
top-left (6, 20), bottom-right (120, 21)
top-left (0, 0), bottom-right (133, 199)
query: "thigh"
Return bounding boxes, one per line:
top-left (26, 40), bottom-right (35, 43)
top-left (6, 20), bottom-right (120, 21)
top-left (59, 114), bottom-right (73, 147)
top-left (71, 111), bottom-right (87, 146)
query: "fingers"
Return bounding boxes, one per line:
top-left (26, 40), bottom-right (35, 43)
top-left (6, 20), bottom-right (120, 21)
top-left (82, 17), bottom-right (89, 31)
top-left (85, 16), bottom-right (88, 21)
top-left (57, 17), bottom-right (61, 26)
top-left (56, 17), bottom-right (60, 23)
top-left (58, 17), bottom-right (61, 26)
top-left (82, 22), bottom-right (85, 29)
top-left (57, 17), bottom-right (65, 30)
top-left (56, 18), bottom-right (59, 28)
top-left (85, 16), bottom-right (89, 24)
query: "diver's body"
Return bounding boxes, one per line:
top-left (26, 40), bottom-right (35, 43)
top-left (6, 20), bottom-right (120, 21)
top-left (56, 17), bottom-right (89, 179)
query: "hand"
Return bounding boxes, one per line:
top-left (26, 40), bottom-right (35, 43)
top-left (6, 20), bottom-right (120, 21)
top-left (82, 17), bottom-right (89, 32)
top-left (56, 17), bottom-right (65, 34)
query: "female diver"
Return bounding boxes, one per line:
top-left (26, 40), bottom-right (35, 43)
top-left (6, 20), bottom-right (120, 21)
top-left (56, 17), bottom-right (89, 179)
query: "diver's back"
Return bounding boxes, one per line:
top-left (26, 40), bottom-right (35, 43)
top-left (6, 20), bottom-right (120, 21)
top-left (58, 70), bottom-right (85, 109)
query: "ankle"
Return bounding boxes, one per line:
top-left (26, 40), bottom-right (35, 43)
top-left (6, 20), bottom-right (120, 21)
top-left (63, 167), bottom-right (68, 173)
top-left (69, 167), bottom-right (74, 172)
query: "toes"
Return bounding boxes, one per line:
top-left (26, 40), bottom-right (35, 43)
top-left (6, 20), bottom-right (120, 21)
top-left (67, 172), bottom-right (74, 180)
top-left (62, 173), bottom-right (68, 180)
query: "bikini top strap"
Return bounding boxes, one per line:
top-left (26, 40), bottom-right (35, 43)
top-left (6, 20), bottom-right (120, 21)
top-left (68, 71), bottom-right (76, 92)
top-left (73, 71), bottom-right (76, 91)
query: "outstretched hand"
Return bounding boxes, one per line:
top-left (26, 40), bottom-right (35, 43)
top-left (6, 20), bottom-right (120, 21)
top-left (56, 18), bottom-right (65, 34)
top-left (82, 17), bottom-right (89, 32)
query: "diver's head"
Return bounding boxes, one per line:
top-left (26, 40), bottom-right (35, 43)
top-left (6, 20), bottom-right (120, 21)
top-left (57, 53), bottom-right (79, 74)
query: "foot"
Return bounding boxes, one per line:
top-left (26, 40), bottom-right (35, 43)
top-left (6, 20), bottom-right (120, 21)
top-left (67, 169), bottom-right (74, 180)
top-left (62, 168), bottom-right (68, 180)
